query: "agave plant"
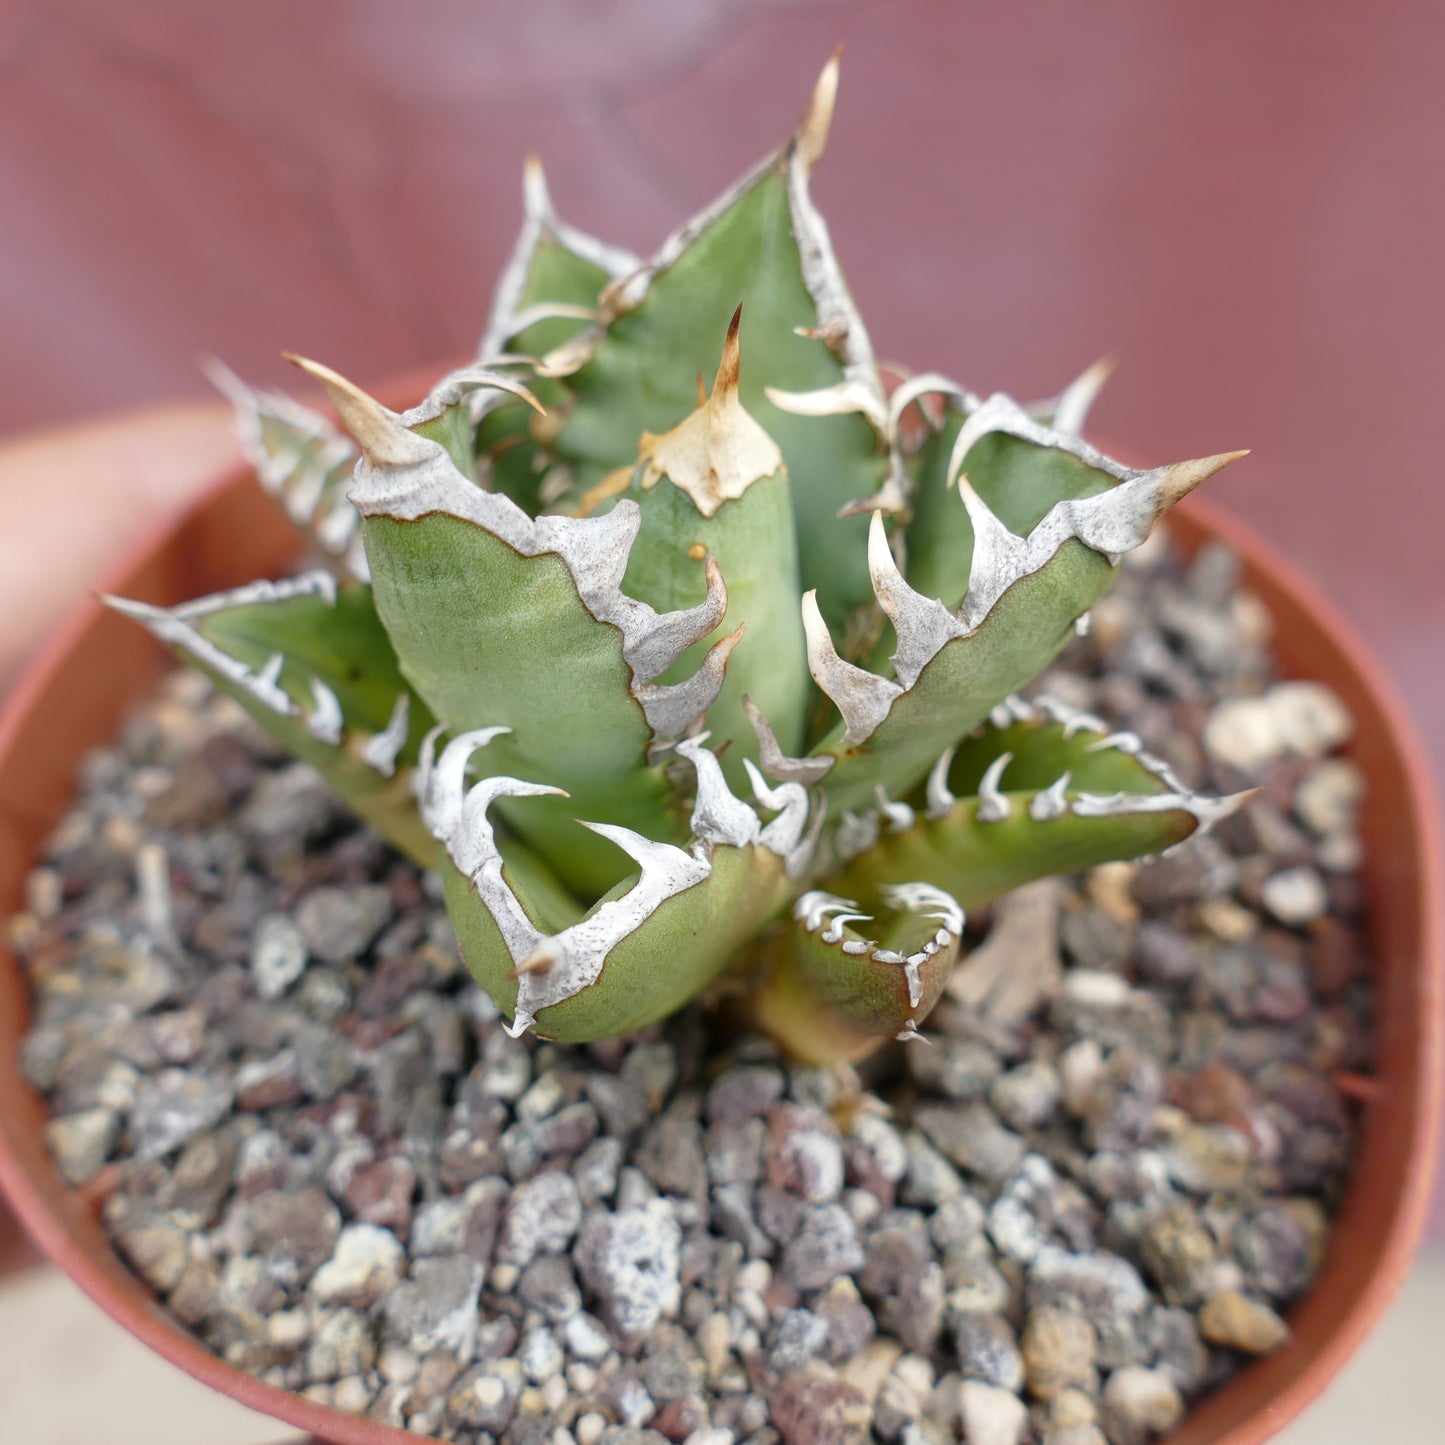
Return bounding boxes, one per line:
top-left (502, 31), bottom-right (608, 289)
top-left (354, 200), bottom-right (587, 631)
top-left (112, 57), bottom-right (1248, 1064)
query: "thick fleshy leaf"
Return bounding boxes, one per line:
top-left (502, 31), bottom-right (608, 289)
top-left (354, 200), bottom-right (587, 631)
top-left (751, 883), bottom-right (963, 1064)
top-left (607, 313), bottom-right (811, 776)
top-left (478, 157), bottom-right (640, 365)
top-left (293, 361), bottom-right (742, 895)
top-left (903, 408), bottom-right (1113, 613)
top-left (820, 701), bottom-right (1250, 911)
top-left (542, 58), bottom-right (889, 630)
top-left (805, 433), bottom-right (1245, 814)
top-left (419, 731), bottom-right (808, 1042)
top-left (206, 362), bottom-right (367, 582)
top-left (474, 160), bottom-right (640, 513)
top-left (103, 575), bottom-right (437, 863)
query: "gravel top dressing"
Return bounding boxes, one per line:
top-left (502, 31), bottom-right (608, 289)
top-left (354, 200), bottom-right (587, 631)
top-left (10, 533), bottom-right (1373, 1445)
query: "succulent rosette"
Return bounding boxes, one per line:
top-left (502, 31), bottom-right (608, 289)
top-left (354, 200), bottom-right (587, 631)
top-left (113, 57), bottom-right (1248, 1063)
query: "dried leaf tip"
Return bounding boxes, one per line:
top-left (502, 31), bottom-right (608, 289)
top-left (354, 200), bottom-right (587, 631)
top-left (716, 303), bottom-right (744, 396)
top-left (637, 308), bottom-right (783, 519)
top-left (284, 354), bottom-right (433, 468)
top-left (796, 49), bottom-right (841, 172)
top-left (1159, 450), bottom-right (1250, 508)
top-left (1053, 356), bottom-right (1116, 435)
top-left (522, 154), bottom-right (553, 222)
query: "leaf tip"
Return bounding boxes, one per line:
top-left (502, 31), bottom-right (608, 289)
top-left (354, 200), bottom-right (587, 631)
top-left (522, 154), bottom-right (552, 220)
top-left (796, 49), bottom-right (841, 171)
top-left (1162, 448), bottom-right (1250, 506)
top-left (284, 354), bottom-right (429, 467)
top-left (715, 302), bottom-right (744, 398)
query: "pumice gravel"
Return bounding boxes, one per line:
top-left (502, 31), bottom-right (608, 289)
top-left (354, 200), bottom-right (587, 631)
top-left (12, 534), bottom-right (1371, 1445)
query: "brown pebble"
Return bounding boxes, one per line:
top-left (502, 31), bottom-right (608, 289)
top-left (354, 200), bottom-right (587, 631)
top-left (1197, 1289), bottom-right (1291, 1354)
top-left (1021, 1307), bottom-right (1098, 1400)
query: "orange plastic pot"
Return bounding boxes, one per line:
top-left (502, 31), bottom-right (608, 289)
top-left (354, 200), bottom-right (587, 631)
top-left (0, 438), bottom-right (1439, 1445)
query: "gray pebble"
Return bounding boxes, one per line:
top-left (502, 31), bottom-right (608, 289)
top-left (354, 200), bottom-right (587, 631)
top-left (308, 1309), bottom-right (376, 1381)
top-left (575, 1199), bottom-right (683, 1339)
top-left (906, 1039), bottom-right (1002, 1101)
top-left (295, 884), bottom-right (392, 966)
top-left (636, 1108), bottom-right (708, 1203)
top-left (766, 1104), bottom-right (845, 1205)
top-left (914, 1103), bottom-right (1025, 1182)
top-left (447, 1357), bottom-right (524, 1433)
top-left (780, 1203), bottom-right (865, 1292)
top-left (519, 1253), bottom-right (583, 1323)
top-left (861, 1221), bottom-right (944, 1353)
top-left (900, 1130), bottom-right (966, 1206)
top-left (381, 1254), bottom-right (484, 1356)
top-left (952, 1312), bottom-right (1024, 1391)
top-left (575, 1135), bottom-right (625, 1206)
top-left (130, 1069), bottom-right (233, 1160)
top-left (249, 913), bottom-right (307, 999)
top-left (990, 1060), bottom-right (1063, 1133)
top-left (498, 1170), bottom-right (582, 1266)
top-left (706, 1065), bottom-right (784, 1125)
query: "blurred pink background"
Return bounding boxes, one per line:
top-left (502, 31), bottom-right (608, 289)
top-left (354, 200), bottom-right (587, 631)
top-left (2, 0), bottom-right (1442, 1236)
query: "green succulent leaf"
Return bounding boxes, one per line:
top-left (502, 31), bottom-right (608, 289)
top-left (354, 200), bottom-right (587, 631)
top-left (606, 311), bottom-right (812, 779)
top-left (537, 60), bottom-right (889, 630)
top-left (474, 159), bottom-right (641, 513)
top-left (420, 731), bottom-right (806, 1042)
top-left (205, 362), bottom-right (366, 582)
top-left (103, 575), bottom-right (437, 864)
top-left (903, 391), bottom-right (1114, 613)
top-left (114, 60), bottom-right (1254, 1066)
top-left (820, 699), bottom-right (1251, 913)
top-left (752, 882), bottom-right (963, 1064)
top-left (804, 411), bottom-right (1245, 814)
top-left (295, 360), bottom-right (747, 896)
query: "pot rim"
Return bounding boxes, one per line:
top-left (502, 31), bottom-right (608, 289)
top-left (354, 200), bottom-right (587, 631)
top-left (0, 450), bottom-right (1438, 1445)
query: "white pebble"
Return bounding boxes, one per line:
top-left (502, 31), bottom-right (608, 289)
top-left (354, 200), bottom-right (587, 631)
top-left (378, 1344), bottom-right (420, 1384)
top-left (1270, 681), bottom-right (1353, 757)
top-left (309, 1224), bottom-right (405, 1306)
top-left (332, 1375), bottom-right (373, 1414)
top-left (250, 913), bottom-right (308, 999)
top-left (958, 1379), bottom-right (1028, 1445)
top-left (683, 1430), bottom-right (736, 1445)
top-left (1059, 1039), bottom-right (1104, 1118)
top-left (1102, 1366), bottom-right (1184, 1435)
top-left (1295, 759), bottom-right (1365, 836)
top-left (266, 1310), bottom-right (310, 1348)
top-left (1318, 831), bottom-right (1364, 873)
top-left (735, 1259), bottom-right (772, 1293)
top-left (1061, 970), bottom-right (1130, 1006)
top-left (1204, 682), bottom-right (1353, 772)
top-left (564, 1312), bottom-right (610, 1362)
top-left (1203, 696), bottom-right (1279, 770)
top-left (1261, 867), bottom-right (1329, 926)
top-left (895, 1353), bottom-right (935, 1395)
top-left (576, 1412), bottom-right (607, 1445)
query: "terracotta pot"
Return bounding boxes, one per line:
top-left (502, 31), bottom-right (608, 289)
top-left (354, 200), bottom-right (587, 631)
top-left (0, 438), bottom-right (1439, 1445)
